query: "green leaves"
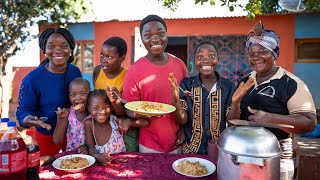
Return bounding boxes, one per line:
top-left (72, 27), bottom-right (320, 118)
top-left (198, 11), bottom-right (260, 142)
top-left (0, 0), bottom-right (93, 74)
top-left (160, 0), bottom-right (320, 20)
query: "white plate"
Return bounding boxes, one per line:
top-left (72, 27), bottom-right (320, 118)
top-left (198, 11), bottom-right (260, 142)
top-left (124, 101), bottom-right (176, 116)
top-left (52, 154), bottom-right (95, 173)
top-left (172, 157), bottom-right (216, 178)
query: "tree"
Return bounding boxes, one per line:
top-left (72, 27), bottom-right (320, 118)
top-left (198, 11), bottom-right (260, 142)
top-left (0, 0), bottom-right (93, 118)
top-left (159, 0), bottom-right (320, 19)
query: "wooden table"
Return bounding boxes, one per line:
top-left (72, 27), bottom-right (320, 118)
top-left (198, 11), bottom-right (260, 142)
top-left (39, 152), bottom-right (217, 179)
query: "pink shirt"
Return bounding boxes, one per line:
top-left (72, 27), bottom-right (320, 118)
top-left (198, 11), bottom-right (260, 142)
top-left (66, 108), bottom-right (91, 151)
top-left (122, 53), bottom-right (188, 152)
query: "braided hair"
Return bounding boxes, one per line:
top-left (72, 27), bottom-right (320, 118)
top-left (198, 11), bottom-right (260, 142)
top-left (139, 14), bottom-right (167, 35)
top-left (39, 27), bottom-right (76, 65)
top-left (102, 36), bottom-right (127, 57)
top-left (39, 27), bottom-right (76, 92)
top-left (87, 89), bottom-right (111, 109)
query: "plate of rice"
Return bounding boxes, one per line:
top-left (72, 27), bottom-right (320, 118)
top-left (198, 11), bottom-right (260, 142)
top-left (52, 154), bottom-right (95, 173)
top-left (124, 101), bottom-right (176, 116)
top-left (172, 157), bottom-right (216, 177)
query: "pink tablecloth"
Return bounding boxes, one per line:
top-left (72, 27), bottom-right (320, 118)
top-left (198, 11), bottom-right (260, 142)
top-left (39, 152), bottom-right (217, 180)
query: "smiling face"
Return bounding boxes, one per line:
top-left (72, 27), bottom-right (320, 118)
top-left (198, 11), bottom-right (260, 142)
top-left (248, 44), bottom-right (275, 75)
top-left (45, 33), bottom-right (71, 67)
top-left (100, 44), bottom-right (124, 74)
top-left (195, 44), bottom-right (219, 76)
top-left (69, 82), bottom-right (90, 111)
top-left (141, 21), bottom-right (168, 56)
top-left (88, 95), bottom-right (111, 124)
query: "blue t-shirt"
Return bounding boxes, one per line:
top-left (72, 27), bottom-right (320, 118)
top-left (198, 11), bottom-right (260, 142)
top-left (16, 63), bottom-right (82, 135)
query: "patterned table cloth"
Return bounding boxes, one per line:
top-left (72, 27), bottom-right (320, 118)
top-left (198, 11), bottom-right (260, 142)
top-left (39, 152), bottom-right (217, 180)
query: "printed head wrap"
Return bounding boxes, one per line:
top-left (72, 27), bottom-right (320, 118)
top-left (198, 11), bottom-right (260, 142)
top-left (246, 21), bottom-right (280, 58)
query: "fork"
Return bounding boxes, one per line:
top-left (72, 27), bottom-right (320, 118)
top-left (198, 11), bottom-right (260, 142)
top-left (113, 91), bottom-right (128, 104)
top-left (107, 84), bottom-right (128, 103)
top-left (178, 86), bottom-right (193, 97)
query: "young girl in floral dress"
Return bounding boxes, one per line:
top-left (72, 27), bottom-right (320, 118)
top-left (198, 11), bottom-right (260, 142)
top-left (53, 77), bottom-right (91, 154)
top-left (84, 89), bottom-right (126, 165)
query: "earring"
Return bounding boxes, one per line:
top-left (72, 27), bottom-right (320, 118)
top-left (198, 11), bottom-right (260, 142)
top-left (45, 54), bottom-right (47, 58)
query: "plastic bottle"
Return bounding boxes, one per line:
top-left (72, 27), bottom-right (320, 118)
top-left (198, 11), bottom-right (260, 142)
top-left (0, 121), bottom-right (27, 179)
top-left (24, 130), bottom-right (40, 180)
top-left (0, 118), bottom-right (9, 139)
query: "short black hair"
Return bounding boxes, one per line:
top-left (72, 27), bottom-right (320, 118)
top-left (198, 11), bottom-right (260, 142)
top-left (102, 36), bottom-right (127, 57)
top-left (193, 40), bottom-right (219, 57)
top-left (140, 14), bottom-right (167, 35)
top-left (39, 27), bottom-right (75, 65)
top-left (69, 77), bottom-right (90, 91)
top-left (87, 89), bottom-right (111, 108)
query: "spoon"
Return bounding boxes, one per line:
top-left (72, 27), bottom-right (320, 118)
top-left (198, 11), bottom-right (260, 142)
top-left (39, 117), bottom-right (48, 121)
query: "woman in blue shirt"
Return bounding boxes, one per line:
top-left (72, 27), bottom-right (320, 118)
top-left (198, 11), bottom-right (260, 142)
top-left (16, 28), bottom-right (82, 156)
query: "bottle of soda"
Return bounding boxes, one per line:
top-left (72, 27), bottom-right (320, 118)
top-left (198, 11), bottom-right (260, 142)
top-left (0, 118), bottom-right (9, 139)
top-left (0, 121), bottom-right (27, 179)
top-left (24, 130), bottom-right (40, 180)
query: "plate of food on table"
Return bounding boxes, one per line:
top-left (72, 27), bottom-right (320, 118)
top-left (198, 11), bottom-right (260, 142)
top-left (124, 101), bottom-right (176, 116)
top-left (52, 154), bottom-right (95, 173)
top-left (172, 157), bottom-right (216, 178)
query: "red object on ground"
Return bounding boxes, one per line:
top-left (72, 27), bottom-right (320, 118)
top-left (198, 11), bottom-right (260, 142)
top-left (39, 152), bottom-right (217, 179)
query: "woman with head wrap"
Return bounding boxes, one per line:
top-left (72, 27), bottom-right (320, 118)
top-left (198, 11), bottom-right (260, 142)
top-left (16, 27), bottom-right (82, 156)
top-left (227, 21), bottom-right (316, 179)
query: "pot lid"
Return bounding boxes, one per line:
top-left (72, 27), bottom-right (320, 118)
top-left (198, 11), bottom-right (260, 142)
top-left (217, 126), bottom-right (281, 158)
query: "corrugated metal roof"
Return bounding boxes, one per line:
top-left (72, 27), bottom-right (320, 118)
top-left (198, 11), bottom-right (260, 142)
top-left (72, 12), bottom-right (320, 24)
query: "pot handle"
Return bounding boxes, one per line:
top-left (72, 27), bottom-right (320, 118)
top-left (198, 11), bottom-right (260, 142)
top-left (231, 155), bottom-right (265, 167)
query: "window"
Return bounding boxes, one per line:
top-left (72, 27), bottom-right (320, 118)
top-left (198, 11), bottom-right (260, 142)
top-left (73, 41), bottom-right (94, 73)
top-left (295, 39), bottom-right (320, 63)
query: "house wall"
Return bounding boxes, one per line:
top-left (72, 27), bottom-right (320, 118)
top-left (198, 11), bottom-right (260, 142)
top-left (11, 14), bottom-right (301, 104)
top-left (93, 14), bottom-right (295, 73)
top-left (11, 67), bottom-right (36, 104)
top-left (294, 14), bottom-right (320, 109)
top-left (68, 23), bottom-right (94, 40)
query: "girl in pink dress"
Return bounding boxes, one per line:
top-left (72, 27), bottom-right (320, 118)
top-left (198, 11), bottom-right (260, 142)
top-left (53, 78), bottom-right (91, 154)
top-left (84, 89), bottom-right (126, 166)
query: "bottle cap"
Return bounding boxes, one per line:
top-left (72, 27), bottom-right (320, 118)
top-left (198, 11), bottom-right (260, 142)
top-left (1, 118), bottom-right (9, 122)
top-left (26, 130), bottom-right (34, 136)
top-left (7, 121), bottom-right (16, 127)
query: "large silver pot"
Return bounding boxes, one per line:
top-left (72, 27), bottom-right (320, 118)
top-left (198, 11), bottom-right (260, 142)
top-left (217, 126), bottom-right (281, 180)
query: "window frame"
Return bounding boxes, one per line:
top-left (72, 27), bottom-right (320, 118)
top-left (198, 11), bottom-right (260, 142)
top-left (295, 39), bottom-right (320, 63)
top-left (73, 40), bottom-right (95, 73)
